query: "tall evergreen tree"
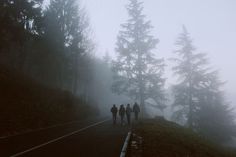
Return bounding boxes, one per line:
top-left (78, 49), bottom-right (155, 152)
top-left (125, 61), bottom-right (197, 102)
top-left (41, 0), bottom-right (93, 92)
top-left (196, 71), bottom-right (236, 142)
top-left (112, 0), bottom-right (166, 116)
top-left (171, 26), bottom-right (209, 128)
top-left (0, 0), bottom-right (43, 69)
top-left (171, 26), bottom-right (236, 142)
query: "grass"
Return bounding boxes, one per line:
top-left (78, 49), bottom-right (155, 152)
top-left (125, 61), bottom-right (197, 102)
top-left (132, 117), bottom-right (236, 157)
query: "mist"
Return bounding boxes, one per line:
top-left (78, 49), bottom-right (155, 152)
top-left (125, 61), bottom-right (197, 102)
top-left (81, 0), bottom-right (236, 109)
top-left (1, 0), bottom-right (236, 155)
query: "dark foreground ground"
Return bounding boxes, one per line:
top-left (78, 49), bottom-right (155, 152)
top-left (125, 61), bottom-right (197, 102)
top-left (130, 118), bottom-right (236, 157)
top-left (0, 118), bottom-right (130, 157)
top-left (3, 117), bottom-right (236, 157)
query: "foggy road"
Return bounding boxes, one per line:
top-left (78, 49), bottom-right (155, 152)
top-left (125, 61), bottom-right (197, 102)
top-left (0, 119), bottom-right (130, 157)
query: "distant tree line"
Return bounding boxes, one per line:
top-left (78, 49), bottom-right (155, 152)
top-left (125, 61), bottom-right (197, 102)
top-left (0, 0), bottom-right (128, 121)
top-left (0, 0), bottom-right (101, 135)
top-left (0, 0), bottom-right (94, 101)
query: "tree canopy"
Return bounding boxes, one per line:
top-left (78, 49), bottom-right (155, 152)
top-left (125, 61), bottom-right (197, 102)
top-left (112, 0), bottom-right (166, 116)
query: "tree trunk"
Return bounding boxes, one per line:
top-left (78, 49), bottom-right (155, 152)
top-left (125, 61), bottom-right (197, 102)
top-left (140, 91), bottom-right (145, 119)
top-left (188, 79), bottom-right (193, 129)
top-left (188, 96), bottom-right (193, 128)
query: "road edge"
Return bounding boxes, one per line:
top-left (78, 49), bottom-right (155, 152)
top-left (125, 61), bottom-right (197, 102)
top-left (120, 131), bottom-right (132, 157)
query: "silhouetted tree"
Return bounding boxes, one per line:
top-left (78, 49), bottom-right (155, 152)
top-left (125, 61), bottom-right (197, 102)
top-left (171, 26), bottom-right (209, 128)
top-left (112, 0), bottom-right (166, 116)
top-left (39, 0), bottom-right (93, 93)
top-left (196, 71), bottom-right (236, 142)
top-left (0, 0), bottom-right (100, 133)
top-left (0, 0), bottom-right (43, 69)
top-left (171, 26), bottom-right (236, 142)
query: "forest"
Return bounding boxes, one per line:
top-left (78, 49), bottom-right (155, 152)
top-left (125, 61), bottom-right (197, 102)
top-left (0, 0), bottom-right (235, 148)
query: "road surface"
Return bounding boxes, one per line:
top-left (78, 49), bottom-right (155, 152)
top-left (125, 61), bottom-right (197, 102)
top-left (0, 118), bottom-right (130, 157)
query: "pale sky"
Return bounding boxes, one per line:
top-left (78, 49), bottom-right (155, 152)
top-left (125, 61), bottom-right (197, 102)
top-left (79, 0), bottom-right (236, 107)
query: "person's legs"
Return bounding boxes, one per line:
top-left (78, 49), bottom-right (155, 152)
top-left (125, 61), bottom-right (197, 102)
top-left (112, 114), bottom-right (116, 124)
top-left (135, 112), bottom-right (138, 120)
top-left (121, 115), bottom-right (125, 125)
top-left (127, 115), bottom-right (130, 125)
top-left (114, 114), bottom-right (117, 124)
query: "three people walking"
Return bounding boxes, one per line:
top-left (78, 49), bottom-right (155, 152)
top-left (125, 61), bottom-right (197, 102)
top-left (110, 102), bottom-right (140, 125)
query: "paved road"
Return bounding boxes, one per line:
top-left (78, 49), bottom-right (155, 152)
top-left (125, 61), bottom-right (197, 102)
top-left (0, 119), bottom-right (130, 157)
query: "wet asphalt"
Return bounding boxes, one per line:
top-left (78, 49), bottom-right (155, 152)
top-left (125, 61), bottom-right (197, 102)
top-left (0, 118), bottom-right (130, 157)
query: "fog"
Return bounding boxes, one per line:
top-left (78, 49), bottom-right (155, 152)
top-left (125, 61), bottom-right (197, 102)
top-left (81, 0), bottom-right (236, 109)
top-left (1, 0), bottom-right (236, 148)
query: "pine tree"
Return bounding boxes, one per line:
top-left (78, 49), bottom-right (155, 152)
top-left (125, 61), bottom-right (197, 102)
top-left (0, 0), bottom-right (43, 69)
top-left (196, 71), bottom-right (236, 142)
top-left (171, 26), bottom-right (236, 141)
top-left (42, 0), bottom-right (76, 88)
top-left (112, 0), bottom-right (166, 116)
top-left (41, 0), bottom-right (93, 92)
top-left (171, 26), bottom-right (209, 128)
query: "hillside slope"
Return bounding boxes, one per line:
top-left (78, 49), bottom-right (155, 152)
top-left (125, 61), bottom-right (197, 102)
top-left (0, 66), bottom-right (98, 137)
top-left (130, 118), bottom-right (236, 157)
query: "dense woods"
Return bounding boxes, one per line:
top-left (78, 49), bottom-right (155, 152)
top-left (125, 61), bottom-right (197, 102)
top-left (0, 0), bottom-right (98, 136)
top-left (0, 0), bottom-right (93, 96)
top-left (0, 0), bottom-right (235, 144)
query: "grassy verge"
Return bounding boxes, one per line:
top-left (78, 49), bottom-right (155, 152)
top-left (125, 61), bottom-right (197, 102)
top-left (132, 117), bottom-right (236, 157)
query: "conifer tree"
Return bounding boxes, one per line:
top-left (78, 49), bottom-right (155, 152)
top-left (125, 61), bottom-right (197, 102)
top-left (112, 0), bottom-right (166, 116)
top-left (171, 26), bottom-right (209, 128)
top-left (172, 26), bottom-right (236, 141)
top-left (196, 71), bottom-right (236, 142)
top-left (42, 0), bottom-right (93, 92)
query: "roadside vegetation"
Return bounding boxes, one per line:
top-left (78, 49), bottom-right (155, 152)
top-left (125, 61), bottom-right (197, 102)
top-left (131, 118), bottom-right (236, 157)
top-left (0, 65), bottom-right (98, 137)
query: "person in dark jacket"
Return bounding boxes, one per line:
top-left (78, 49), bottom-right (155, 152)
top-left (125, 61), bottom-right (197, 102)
top-left (119, 104), bottom-right (125, 125)
top-left (126, 104), bottom-right (132, 125)
top-left (111, 104), bottom-right (118, 124)
top-left (133, 102), bottom-right (140, 121)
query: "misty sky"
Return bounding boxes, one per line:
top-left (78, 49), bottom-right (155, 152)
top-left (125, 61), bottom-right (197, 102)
top-left (79, 0), bottom-right (236, 107)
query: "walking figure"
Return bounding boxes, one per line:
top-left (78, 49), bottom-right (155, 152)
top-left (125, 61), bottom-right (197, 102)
top-left (126, 104), bottom-right (132, 125)
top-left (111, 104), bottom-right (118, 124)
top-left (133, 102), bottom-right (140, 121)
top-left (119, 104), bottom-right (125, 125)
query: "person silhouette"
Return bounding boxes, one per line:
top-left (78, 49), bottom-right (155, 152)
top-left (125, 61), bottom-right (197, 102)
top-left (119, 104), bottom-right (125, 125)
top-left (126, 104), bottom-right (132, 125)
top-left (133, 102), bottom-right (140, 121)
top-left (110, 104), bottom-right (118, 124)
